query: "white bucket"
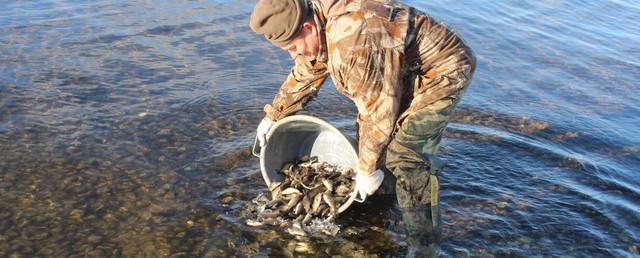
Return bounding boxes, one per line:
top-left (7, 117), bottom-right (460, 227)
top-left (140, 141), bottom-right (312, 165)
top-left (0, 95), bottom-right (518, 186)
top-left (252, 115), bottom-right (359, 213)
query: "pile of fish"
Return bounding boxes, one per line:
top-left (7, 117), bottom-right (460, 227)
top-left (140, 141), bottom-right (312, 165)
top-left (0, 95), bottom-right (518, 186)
top-left (245, 156), bottom-right (356, 236)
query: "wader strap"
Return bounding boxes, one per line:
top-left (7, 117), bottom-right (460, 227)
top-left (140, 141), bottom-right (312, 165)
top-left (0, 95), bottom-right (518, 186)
top-left (430, 173), bottom-right (439, 229)
top-left (429, 156), bottom-right (444, 229)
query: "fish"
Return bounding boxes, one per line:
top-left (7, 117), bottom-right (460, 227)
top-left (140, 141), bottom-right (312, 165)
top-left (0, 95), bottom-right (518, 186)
top-left (302, 194), bottom-right (311, 212)
top-left (260, 209), bottom-right (281, 218)
top-left (279, 194), bottom-right (302, 213)
top-left (311, 190), bottom-right (324, 213)
top-left (322, 178), bottom-right (333, 192)
top-left (248, 156), bottom-right (356, 236)
top-left (322, 192), bottom-right (338, 215)
top-left (294, 201), bottom-right (304, 215)
top-left (335, 184), bottom-right (351, 196)
top-left (246, 219), bottom-right (264, 227)
top-left (269, 181), bottom-right (282, 192)
top-left (281, 187), bottom-right (302, 196)
top-left (287, 221), bottom-right (307, 236)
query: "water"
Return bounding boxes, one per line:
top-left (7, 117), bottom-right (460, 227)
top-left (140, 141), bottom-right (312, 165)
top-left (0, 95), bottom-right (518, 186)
top-left (1, 0), bottom-right (638, 256)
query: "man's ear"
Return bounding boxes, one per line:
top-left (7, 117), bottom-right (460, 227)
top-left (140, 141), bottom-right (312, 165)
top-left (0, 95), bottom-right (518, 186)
top-left (302, 22), bottom-right (317, 35)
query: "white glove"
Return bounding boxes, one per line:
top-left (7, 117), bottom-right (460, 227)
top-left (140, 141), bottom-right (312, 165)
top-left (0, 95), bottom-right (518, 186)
top-left (353, 169), bottom-right (384, 202)
top-left (256, 117), bottom-right (275, 147)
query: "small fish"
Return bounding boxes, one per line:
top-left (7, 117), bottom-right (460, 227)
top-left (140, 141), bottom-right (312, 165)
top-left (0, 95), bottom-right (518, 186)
top-left (311, 191), bottom-right (323, 213)
top-left (264, 217), bottom-right (280, 226)
top-left (281, 162), bottom-right (294, 175)
top-left (266, 199), bottom-right (282, 209)
top-left (251, 158), bottom-right (356, 228)
top-left (281, 187), bottom-right (302, 196)
top-left (270, 187), bottom-right (282, 201)
top-left (246, 219), bottom-right (264, 227)
top-left (294, 201), bottom-right (304, 215)
top-left (322, 178), bottom-right (333, 192)
top-left (280, 194), bottom-right (302, 213)
top-left (310, 162), bottom-right (324, 171)
top-left (335, 184), bottom-right (351, 196)
top-left (260, 209), bottom-right (281, 218)
top-left (341, 167), bottom-right (355, 177)
top-left (269, 181), bottom-right (282, 192)
top-left (316, 204), bottom-right (328, 215)
top-left (287, 223), bottom-right (307, 237)
top-left (302, 213), bottom-right (313, 224)
top-left (323, 192), bottom-right (338, 215)
top-left (302, 194), bottom-right (311, 212)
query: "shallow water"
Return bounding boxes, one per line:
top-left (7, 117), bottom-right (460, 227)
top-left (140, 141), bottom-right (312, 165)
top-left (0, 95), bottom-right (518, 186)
top-left (1, 0), bottom-right (638, 257)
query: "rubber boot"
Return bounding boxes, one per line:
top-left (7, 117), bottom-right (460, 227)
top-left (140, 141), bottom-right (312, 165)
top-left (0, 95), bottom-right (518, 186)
top-left (401, 206), bottom-right (441, 258)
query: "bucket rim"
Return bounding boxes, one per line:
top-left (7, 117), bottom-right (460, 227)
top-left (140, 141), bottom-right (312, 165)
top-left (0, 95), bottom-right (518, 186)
top-left (263, 115), bottom-right (359, 166)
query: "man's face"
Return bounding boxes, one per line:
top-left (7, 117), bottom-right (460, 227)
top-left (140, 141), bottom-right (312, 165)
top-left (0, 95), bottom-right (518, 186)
top-left (280, 21), bottom-right (320, 60)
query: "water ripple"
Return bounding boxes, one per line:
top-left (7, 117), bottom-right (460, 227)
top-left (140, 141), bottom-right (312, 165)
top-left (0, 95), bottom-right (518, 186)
top-left (1, 0), bottom-right (639, 257)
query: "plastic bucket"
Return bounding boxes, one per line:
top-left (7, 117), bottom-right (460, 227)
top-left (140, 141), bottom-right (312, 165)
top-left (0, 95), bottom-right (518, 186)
top-left (252, 115), bottom-right (358, 213)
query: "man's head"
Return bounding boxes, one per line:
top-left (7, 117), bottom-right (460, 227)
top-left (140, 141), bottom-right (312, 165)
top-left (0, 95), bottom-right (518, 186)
top-left (250, 0), bottom-right (320, 59)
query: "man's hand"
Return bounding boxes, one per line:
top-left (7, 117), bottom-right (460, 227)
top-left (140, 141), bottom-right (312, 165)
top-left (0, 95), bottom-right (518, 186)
top-left (353, 169), bottom-right (384, 202)
top-left (256, 117), bottom-right (275, 147)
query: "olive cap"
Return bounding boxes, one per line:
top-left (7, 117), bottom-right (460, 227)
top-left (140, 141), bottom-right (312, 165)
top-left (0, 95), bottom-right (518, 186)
top-left (249, 0), bottom-right (310, 47)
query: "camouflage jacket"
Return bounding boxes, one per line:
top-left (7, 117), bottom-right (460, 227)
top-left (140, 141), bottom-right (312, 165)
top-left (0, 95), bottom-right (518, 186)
top-left (264, 0), bottom-right (473, 175)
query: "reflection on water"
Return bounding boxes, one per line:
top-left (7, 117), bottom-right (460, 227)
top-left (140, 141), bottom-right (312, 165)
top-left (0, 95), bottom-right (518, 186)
top-left (1, 0), bottom-right (638, 257)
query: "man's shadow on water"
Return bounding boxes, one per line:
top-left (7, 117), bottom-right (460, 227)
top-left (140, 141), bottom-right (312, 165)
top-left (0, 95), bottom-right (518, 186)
top-left (337, 176), bottom-right (441, 258)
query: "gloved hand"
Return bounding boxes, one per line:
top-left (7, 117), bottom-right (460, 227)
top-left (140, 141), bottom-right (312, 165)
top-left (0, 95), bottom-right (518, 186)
top-left (353, 169), bottom-right (384, 202)
top-left (256, 117), bottom-right (275, 147)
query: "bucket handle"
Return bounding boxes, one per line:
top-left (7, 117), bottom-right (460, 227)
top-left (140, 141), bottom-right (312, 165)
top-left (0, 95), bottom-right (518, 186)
top-left (352, 190), bottom-right (366, 203)
top-left (252, 136), bottom-right (261, 158)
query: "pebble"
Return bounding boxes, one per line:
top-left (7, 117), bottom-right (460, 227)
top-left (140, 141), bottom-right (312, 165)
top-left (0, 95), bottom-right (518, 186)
top-left (87, 235), bottom-right (103, 243)
top-left (159, 128), bottom-right (172, 135)
top-left (227, 239), bottom-right (236, 249)
top-left (32, 232), bottom-right (49, 241)
top-left (370, 226), bottom-right (383, 232)
top-left (69, 209), bottom-right (85, 220)
top-left (294, 242), bottom-right (313, 253)
top-left (141, 211), bottom-right (152, 221)
top-left (220, 196), bottom-right (234, 205)
top-left (343, 228), bottom-right (359, 235)
top-left (41, 247), bottom-right (55, 256)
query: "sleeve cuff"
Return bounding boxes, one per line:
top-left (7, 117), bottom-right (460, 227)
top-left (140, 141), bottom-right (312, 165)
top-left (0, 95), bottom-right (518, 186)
top-left (264, 104), bottom-right (287, 121)
top-left (358, 158), bottom-right (377, 176)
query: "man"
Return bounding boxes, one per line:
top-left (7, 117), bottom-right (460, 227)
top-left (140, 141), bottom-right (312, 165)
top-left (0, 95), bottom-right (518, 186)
top-left (250, 0), bottom-right (475, 253)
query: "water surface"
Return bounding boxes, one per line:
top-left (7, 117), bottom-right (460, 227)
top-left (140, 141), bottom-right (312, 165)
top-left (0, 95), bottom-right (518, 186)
top-left (1, 0), bottom-right (638, 256)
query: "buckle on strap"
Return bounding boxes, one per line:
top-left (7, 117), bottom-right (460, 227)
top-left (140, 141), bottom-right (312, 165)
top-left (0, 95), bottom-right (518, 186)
top-left (428, 156), bottom-right (445, 176)
top-left (388, 6), bottom-right (399, 21)
top-left (363, 1), bottom-right (399, 21)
